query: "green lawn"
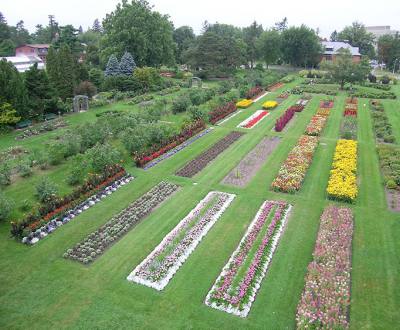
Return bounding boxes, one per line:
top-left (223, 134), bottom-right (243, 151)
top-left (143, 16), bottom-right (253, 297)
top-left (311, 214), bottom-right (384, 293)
top-left (0, 82), bottom-right (399, 329)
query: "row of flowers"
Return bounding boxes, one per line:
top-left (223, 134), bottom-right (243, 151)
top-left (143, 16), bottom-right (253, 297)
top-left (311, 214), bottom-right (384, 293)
top-left (271, 135), bottom-right (319, 193)
top-left (246, 86), bottom-right (265, 100)
top-left (127, 191), bottom-right (236, 290)
top-left (237, 110), bottom-right (269, 129)
top-left (11, 164), bottom-right (129, 239)
top-left (296, 206), bottom-right (353, 329)
top-left (316, 108), bottom-right (330, 117)
top-left (320, 100), bottom-right (334, 108)
top-left (344, 98), bottom-right (358, 117)
top-left (143, 128), bottom-right (214, 170)
top-left (209, 102), bottom-right (238, 125)
top-left (275, 108), bottom-right (295, 132)
top-left (205, 200), bottom-right (292, 317)
top-left (305, 114), bottom-right (328, 136)
top-left (236, 99), bottom-right (253, 109)
top-left (64, 181), bottom-right (179, 264)
top-left (326, 139), bottom-right (358, 203)
top-left (262, 100), bottom-right (278, 110)
top-left (134, 120), bottom-right (206, 168)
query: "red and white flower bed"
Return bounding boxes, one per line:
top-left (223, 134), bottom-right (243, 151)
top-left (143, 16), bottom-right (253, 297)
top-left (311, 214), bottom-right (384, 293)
top-left (127, 191), bottom-right (236, 291)
top-left (237, 110), bottom-right (269, 129)
top-left (205, 200), bottom-right (292, 317)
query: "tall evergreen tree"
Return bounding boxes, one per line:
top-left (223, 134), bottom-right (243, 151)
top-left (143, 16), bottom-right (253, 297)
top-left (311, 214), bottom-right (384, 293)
top-left (243, 21), bottom-right (263, 68)
top-left (46, 46), bottom-right (60, 95)
top-left (105, 54), bottom-right (120, 76)
top-left (57, 44), bottom-right (76, 99)
top-left (119, 51), bottom-right (136, 76)
top-left (92, 19), bottom-right (102, 33)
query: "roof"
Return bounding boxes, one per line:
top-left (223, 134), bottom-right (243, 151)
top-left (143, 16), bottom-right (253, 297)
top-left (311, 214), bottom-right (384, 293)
top-left (321, 41), bottom-right (361, 56)
top-left (0, 55), bottom-right (45, 72)
top-left (16, 44), bottom-right (50, 49)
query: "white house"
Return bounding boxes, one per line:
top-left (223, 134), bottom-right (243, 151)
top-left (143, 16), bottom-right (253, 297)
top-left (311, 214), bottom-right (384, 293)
top-left (0, 55), bottom-right (45, 72)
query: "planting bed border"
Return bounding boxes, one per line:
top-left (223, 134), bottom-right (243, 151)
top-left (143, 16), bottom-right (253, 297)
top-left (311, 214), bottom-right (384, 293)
top-left (237, 110), bottom-right (270, 129)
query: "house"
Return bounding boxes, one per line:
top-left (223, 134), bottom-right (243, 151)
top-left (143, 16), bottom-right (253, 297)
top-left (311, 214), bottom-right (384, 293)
top-left (321, 41), bottom-right (361, 63)
top-left (0, 55), bottom-right (45, 72)
top-left (366, 26), bottom-right (398, 41)
top-left (15, 44), bottom-right (50, 62)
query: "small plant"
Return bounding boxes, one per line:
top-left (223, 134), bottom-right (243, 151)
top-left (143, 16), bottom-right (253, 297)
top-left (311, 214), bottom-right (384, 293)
top-left (19, 199), bottom-right (32, 212)
top-left (35, 177), bottom-right (58, 203)
top-left (0, 162), bottom-right (12, 186)
top-left (0, 192), bottom-right (13, 221)
top-left (17, 161), bottom-right (33, 178)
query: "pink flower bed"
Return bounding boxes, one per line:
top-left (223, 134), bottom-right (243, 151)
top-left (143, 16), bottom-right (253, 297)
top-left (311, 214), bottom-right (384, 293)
top-left (275, 108), bottom-right (295, 132)
top-left (296, 206), bottom-right (353, 329)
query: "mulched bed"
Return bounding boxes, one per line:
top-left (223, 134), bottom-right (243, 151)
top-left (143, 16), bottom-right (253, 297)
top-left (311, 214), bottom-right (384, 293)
top-left (386, 189), bottom-right (400, 212)
top-left (176, 131), bottom-right (244, 178)
top-left (222, 137), bottom-right (281, 187)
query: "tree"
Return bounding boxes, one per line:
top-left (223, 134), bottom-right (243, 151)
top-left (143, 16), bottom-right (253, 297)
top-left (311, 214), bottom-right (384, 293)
top-left (0, 102), bottom-right (21, 128)
top-left (31, 24), bottom-right (52, 43)
top-left (330, 30), bottom-right (338, 42)
top-left (10, 20), bottom-right (31, 46)
top-left (133, 67), bottom-right (160, 92)
top-left (173, 26), bottom-right (195, 63)
top-left (74, 81), bottom-right (97, 97)
top-left (257, 29), bottom-right (282, 68)
top-left (104, 54), bottom-right (120, 76)
top-left (274, 17), bottom-right (288, 32)
top-left (119, 51), bottom-right (136, 76)
top-left (101, 0), bottom-right (175, 67)
top-left (89, 68), bottom-right (104, 88)
top-left (378, 33), bottom-right (400, 71)
top-left (322, 48), bottom-right (370, 89)
top-left (281, 25), bottom-right (322, 67)
top-left (0, 14), bottom-right (11, 41)
top-left (0, 39), bottom-right (15, 56)
top-left (54, 25), bottom-right (82, 55)
top-left (338, 22), bottom-right (375, 58)
top-left (92, 19), bottom-right (102, 33)
top-left (243, 21), bottom-right (263, 68)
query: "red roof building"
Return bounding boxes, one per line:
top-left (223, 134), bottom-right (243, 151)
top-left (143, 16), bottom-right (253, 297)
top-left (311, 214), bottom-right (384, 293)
top-left (15, 44), bottom-right (50, 62)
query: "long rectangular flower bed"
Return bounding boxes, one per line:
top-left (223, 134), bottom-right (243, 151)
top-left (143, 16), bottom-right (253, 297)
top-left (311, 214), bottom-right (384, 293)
top-left (143, 128), bottom-right (214, 170)
top-left (326, 139), bottom-right (358, 203)
top-left (222, 137), bottom-right (281, 187)
top-left (127, 191), bottom-right (236, 290)
top-left (205, 200), bottom-right (292, 317)
top-left (237, 110), bottom-right (269, 129)
top-left (296, 206), bottom-right (353, 329)
top-left (176, 131), bottom-right (244, 178)
top-left (305, 115), bottom-right (328, 136)
top-left (275, 108), bottom-right (295, 132)
top-left (134, 120), bottom-right (206, 168)
top-left (271, 135), bottom-right (319, 193)
top-left (64, 181), bottom-right (179, 264)
top-left (209, 102), bottom-right (237, 125)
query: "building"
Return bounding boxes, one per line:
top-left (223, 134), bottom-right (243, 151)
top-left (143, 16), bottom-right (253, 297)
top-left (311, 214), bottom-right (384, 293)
top-left (15, 44), bottom-right (50, 62)
top-left (366, 26), bottom-right (398, 41)
top-left (321, 41), bottom-right (361, 63)
top-left (0, 55), bottom-right (45, 72)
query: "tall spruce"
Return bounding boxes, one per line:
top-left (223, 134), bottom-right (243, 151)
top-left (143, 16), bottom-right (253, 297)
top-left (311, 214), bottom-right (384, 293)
top-left (119, 51), bottom-right (136, 76)
top-left (105, 54), bottom-right (120, 76)
top-left (57, 44), bottom-right (76, 99)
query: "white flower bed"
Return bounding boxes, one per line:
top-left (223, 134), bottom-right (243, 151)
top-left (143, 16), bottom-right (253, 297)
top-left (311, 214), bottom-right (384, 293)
top-left (127, 191), bottom-right (236, 291)
top-left (205, 201), bottom-right (292, 318)
top-left (237, 110), bottom-right (270, 129)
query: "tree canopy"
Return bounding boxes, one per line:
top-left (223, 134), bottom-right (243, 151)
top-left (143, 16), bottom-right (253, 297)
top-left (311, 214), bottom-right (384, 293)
top-left (338, 22), bottom-right (375, 58)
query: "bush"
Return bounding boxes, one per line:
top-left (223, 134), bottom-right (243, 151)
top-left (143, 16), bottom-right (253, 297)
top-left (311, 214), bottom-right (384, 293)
top-left (74, 81), bottom-right (97, 98)
top-left (19, 199), bottom-right (32, 212)
top-left (86, 143), bottom-right (121, 174)
top-left (35, 177), bottom-right (58, 203)
top-left (368, 73), bottom-right (377, 83)
top-left (17, 161), bottom-right (33, 178)
top-left (188, 105), bottom-right (207, 122)
top-left (0, 162), bottom-right (12, 186)
top-left (381, 75), bottom-right (390, 85)
top-left (0, 192), bottom-right (13, 221)
top-left (172, 95), bottom-right (192, 114)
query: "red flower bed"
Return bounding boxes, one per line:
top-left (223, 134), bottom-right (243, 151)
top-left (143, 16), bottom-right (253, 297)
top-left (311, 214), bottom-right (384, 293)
top-left (209, 102), bottom-right (237, 125)
top-left (267, 82), bottom-right (284, 92)
top-left (134, 120), bottom-right (206, 167)
top-left (287, 105), bottom-right (305, 112)
top-left (275, 108), bottom-right (296, 132)
top-left (344, 109), bottom-right (357, 117)
top-left (246, 86), bottom-right (265, 100)
top-left (245, 111), bottom-right (269, 128)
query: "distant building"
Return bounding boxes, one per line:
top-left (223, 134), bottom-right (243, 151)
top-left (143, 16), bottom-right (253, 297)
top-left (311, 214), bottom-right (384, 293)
top-left (0, 55), bottom-right (45, 72)
top-left (321, 41), bottom-right (361, 63)
top-left (366, 26), bottom-right (398, 41)
top-left (15, 44), bottom-right (50, 62)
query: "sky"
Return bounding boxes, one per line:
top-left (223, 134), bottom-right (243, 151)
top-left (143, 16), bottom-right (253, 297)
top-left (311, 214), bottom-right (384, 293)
top-left (1, 0), bottom-right (400, 38)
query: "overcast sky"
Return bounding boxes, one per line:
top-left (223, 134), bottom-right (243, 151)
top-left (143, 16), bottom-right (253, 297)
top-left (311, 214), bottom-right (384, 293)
top-left (1, 0), bottom-right (399, 38)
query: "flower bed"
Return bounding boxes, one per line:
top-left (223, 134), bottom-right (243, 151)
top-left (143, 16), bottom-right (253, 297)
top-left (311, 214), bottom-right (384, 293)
top-left (11, 165), bottom-right (130, 240)
top-left (143, 128), bottom-right (214, 170)
top-left (316, 108), bottom-right (330, 117)
top-left (289, 104), bottom-right (305, 112)
top-left (296, 99), bottom-right (310, 107)
top-left (340, 116), bottom-right (357, 140)
top-left (134, 120), bottom-right (206, 168)
top-left (209, 102), bottom-right (237, 125)
top-left (246, 86), bottom-right (265, 100)
top-left (222, 137), bottom-right (281, 187)
top-left (275, 108), bottom-right (295, 132)
top-left (344, 109), bottom-right (357, 117)
top-left (305, 115), bottom-right (328, 136)
top-left (237, 110), bottom-right (269, 129)
top-left (127, 191), bottom-right (236, 290)
top-left (176, 131), bottom-right (244, 178)
top-left (296, 206), bottom-right (353, 329)
top-left (370, 100), bottom-right (395, 143)
top-left (326, 139), bottom-right (358, 203)
top-left (236, 99), bottom-right (253, 109)
top-left (205, 200), bottom-right (292, 317)
top-left (319, 100), bottom-right (334, 108)
top-left (262, 100), bottom-right (278, 110)
top-left (64, 181), bottom-right (179, 264)
top-left (267, 82), bottom-right (284, 92)
top-left (271, 135), bottom-right (319, 193)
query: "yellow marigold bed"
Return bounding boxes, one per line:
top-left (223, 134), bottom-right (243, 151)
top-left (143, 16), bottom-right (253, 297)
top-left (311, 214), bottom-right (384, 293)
top-left (236, 99), bottom-right (253, 108)
top-left (262, 100), bottom-right (278, 109)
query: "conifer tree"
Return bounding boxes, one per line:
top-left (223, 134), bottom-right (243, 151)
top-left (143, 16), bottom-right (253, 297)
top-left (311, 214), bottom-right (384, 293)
top-left (119, 51), bottom-right (136, 76)
top-left (105, 54), bottom-right (120, 76)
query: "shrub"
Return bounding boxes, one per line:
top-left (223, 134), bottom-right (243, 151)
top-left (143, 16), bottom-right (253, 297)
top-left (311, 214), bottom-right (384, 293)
top-left (0, 192), bottom-right (13, 221)
top-left (172, 95), bottom-right (192, 114)
top-left (17, 161), bottom-right (33, 178)
top-left (19, 199), bottom-right (32, 212)
top-left (188, 105), bottom-right (207, 122)
top-left (368, 73), bottom-right (377, 83)
top-left (0, 162), bottom-right (12, 186)
top-left (86, 143), bottom-right (121, 174)
top-left (381, 75), bottom-right (390, 85)
top-left (74, 81), bottom-right (97, 98)
top-left (35, 177), bottom-right (58, 203)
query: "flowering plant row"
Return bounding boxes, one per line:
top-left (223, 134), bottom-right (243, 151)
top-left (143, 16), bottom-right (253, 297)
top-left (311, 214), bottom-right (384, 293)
top-left (288, 104), bottom-right (305, 112)
top-left (320, 100), bottom-right (334, 108)
top-left (64, 181), bottom-right (179, 264)
top-left (344, 109), bottom-right (357, 117)
top-left (236, 99), bottom-right (253, 108)
top-left (209, 102), bottom-right (237, 125)
top-left (271, 135), bottom-right (319, 193)
top-left (275, 108), bottom-right (295, 132)
top-left (316, 108), bottom-right (330, 117)
top-left (143, 128), bottom-right (213, 170)
top-left (305, 115), bottom-right (328, 136)
top-left (267, 82), bottom-right (284, 92)
top-left (326, 139), bottom-right (358, 203)
top-left (205, 200), bottom-right (292, 317)
top-left (134, 120), bottom-right (206, 168)
top-left (11, 164), bottom-right (129, 239)
top-left (296, 206), bottom-right (353, 329)
top-left (238, 110), bottom-right (269, 129)
top-left (127, 191), bottom-right (236, 290)
top-left (176, 131), bottom-right (244, 178)
top-left (246, 86), bottom-right (265, 100)
top-left (296, 98), bottom-right (310, 107)
top-left (262, 100), bottom-right (278, 110)
top-left (277, 92), bottom-right (289, 99)
top-left (344, 98), bottom-right (358, 117)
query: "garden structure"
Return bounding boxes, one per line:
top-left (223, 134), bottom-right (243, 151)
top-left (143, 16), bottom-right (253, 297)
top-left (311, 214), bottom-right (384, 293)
top-left (73, 95), bottom-right (89, 112)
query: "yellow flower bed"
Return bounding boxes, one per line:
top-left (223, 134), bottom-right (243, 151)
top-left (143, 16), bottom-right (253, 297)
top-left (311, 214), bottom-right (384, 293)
top-left (236, 99), bottom-right (253, 108)
top-left (262, 100), bottom-right (278, 109)
top-left (326, 139), bottom-right (358, 203)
